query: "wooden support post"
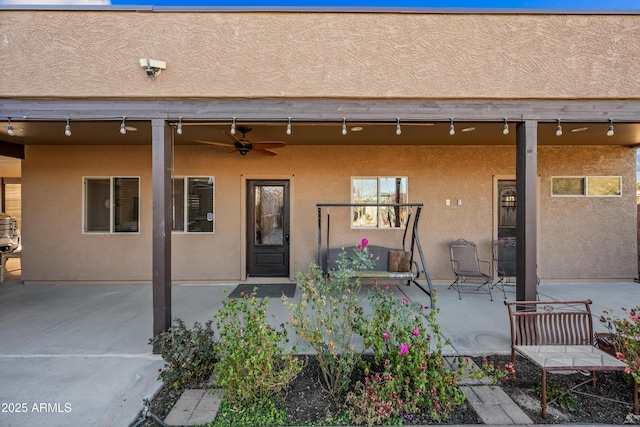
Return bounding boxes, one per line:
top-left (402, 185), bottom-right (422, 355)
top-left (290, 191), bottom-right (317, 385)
top-left (515, 120), bottom-right (538, 302)
top-left (152, 119), bottom-right (172, 351)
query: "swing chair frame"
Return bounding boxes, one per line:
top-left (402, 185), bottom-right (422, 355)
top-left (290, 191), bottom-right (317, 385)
top-left (316, 202), bottom-right (435, 308)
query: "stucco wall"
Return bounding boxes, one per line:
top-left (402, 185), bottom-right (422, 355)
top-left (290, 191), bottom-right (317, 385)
top-left (2, 10), bottom-right (640, 99)
top-left (20, 143), bottom-right (637, 284)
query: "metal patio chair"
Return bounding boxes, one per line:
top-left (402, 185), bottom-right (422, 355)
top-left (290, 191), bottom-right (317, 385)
top-left (492, 238), bottom-right (540, 300)
top-left (449, 239), bottom-right (493, 300)
top-left (492, 238), bottom-right (517, 299)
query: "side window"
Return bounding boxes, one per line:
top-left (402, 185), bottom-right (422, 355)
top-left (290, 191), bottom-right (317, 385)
top-left (351, 177), bottom-right (408, 228)
top-left (84, 177), bottom-right (139, 233)
top-left (172, 177), bottom-right (215, 233)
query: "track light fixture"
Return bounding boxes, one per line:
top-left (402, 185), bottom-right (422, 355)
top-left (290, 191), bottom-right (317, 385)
top-left (120, 117), bottom-right (127, 135)
top-left (64, 118), bottom-right (71, 137)
top-left (230, 117), bottom-right (236, 135)
top-left (503, 118), bottom-right (509, 135)
top-left (286, 117), bottom-right (292, 135)
top-left (396, 118), bottom-right (402, 136)
top-left (607, 119), bottom-right (614, 137)
top-left (342, 118), bottom-right (347, 136)
top-left (555, 119), bottom-right (562, 137)
top-left (449, 118), bottom-right (455, 136)
top-left (176, 117), bottom-right (183, 135)
top-left (7, 118), bottom-right (14, 137)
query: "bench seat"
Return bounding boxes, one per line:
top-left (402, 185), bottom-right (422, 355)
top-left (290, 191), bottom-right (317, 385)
top-left (326, 245), bottom-right (417, 284)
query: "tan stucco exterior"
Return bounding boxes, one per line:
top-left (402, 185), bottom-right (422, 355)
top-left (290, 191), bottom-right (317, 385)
top-left (2, 11), bottom-right (640, 99)
top-left (1, 9), bottom-right (638, 283)
top-left (20, 143), bottom-right (636, 283)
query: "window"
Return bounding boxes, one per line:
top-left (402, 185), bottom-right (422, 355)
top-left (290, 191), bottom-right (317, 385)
top-left (552, 176), bottom-right (622, 197)
top-left (84, 177), bottom-right (139, 233)
top-left (351, 177), bottom-right (408, 228)
top-left (172, 177), bottom-right (215, 233)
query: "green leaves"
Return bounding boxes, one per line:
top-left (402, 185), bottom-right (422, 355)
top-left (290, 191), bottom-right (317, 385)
top-left (149, 319), bottom-right (217, 390)
top-left (214, 289), bottom-right (302, 403)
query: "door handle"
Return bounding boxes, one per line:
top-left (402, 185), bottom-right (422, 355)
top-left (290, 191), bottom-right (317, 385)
top-left (286, 234), bottom-right (290, 244)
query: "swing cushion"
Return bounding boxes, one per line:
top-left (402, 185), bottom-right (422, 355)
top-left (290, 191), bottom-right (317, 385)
top-left (388, 250), bottom-right (412, 272)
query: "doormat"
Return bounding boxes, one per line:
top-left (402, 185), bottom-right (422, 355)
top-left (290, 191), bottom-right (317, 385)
top-left (228, 283), bottom-right (296, 299)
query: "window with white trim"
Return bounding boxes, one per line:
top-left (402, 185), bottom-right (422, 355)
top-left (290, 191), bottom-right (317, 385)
top-left (172, 177), bottom-right (215, 233)
top-left (84, 177), bottom-right (139, 233)
top-left (351, 177), bottom-right (408, 228)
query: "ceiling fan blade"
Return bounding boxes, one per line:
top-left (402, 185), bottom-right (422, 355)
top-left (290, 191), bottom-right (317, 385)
top-left (193, 140), bottom-right (233, 147)
top-left (251, 141), bottom-right (286, 149)
top-left (252, 148), bottom-right (278, 156)
top-left (223, 131), bottom-right (242, 143)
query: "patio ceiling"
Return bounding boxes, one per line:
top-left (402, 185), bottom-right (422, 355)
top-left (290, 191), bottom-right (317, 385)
top-left (2, 98), bottom-right (640, 148)
top-left (2, 120), bottom-right (640, 148)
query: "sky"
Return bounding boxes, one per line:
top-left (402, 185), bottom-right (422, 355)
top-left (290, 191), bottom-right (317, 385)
top-left (0, 0), bottom-right (639, 8)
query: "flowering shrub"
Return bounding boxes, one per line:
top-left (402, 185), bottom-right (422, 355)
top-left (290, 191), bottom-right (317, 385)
top-left (349, 287), bottom-right (467, 424)
top-left (600, 305), bottom-right (640, 384)
top-left (469, 357), bottom-right (516, 387)
top-left (214, 290), bottom-right (303, 402)
top-left (149, 318), bottom-right (217, 390)
top-left (285, 238), bottom-right (375, 398)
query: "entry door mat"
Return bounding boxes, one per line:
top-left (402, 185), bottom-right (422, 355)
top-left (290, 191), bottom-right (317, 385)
top-left (228, 283), bottom-right (296, 299)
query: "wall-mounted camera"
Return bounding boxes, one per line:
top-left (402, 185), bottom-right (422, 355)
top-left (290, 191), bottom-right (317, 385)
top-left (139, 58), bottom-right (167, 78)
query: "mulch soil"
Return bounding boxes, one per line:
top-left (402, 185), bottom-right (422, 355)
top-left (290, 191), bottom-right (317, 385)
top-left (137, 354), bottom-right (639, 426)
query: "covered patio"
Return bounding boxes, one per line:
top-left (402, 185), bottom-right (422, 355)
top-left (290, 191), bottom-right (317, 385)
top-left (0, 277), bottom-right (638, 425)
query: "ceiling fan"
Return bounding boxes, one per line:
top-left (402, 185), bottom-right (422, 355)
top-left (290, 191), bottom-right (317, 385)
top-left (194, 126), bottom-right (286, 156)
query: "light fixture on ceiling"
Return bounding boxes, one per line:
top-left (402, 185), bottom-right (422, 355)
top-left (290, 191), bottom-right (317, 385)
top-left (570, 127), bottom-right (588, 133)
top-left (396, 118), bottom-right (402, 136)
top-left (286, 117), bottom-right (292, 135)
top-left (64, 118), bottom-right (71, 137)
top-left (342, 118), bottom-right (347, 136)
top-left (139, 58), bottom-right (166, 78)
top-left (350, 126), bottom-right (364, 132)
top-left (503, 118), bottom-right (509, 135)
top-left (176, 117), bottom-right (183, 135)
top-left (120, 117), bottom-right (127, 135)
top-left (555, 119), bottom-right (563, 137)
top-left (230, 117), bottom-right (236, 135)
top-left (607, 119), bottom-right (614, 137)
top-left (7, 118), bottom-right (14, 137)
top-left (449, 118), bottom-right (455, 136)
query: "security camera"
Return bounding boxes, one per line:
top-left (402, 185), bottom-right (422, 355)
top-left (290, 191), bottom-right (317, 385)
top-left (139, 58), bottom-right (167, 77)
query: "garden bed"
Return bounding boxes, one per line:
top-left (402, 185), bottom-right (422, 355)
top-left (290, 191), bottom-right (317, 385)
top-left (139, 354), bottom-right (639, 426)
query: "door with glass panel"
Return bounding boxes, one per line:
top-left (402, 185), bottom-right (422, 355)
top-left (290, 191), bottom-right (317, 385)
top-left (247, 180), bottom-right (290, 276)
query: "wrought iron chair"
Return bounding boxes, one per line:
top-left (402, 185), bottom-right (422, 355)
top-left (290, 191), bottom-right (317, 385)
top-left (492, 238), bottom-right (540, 299)
top-left (449, 239), bottom-right (493, 300)
top-left (492, 238), bottom-right (517, 299)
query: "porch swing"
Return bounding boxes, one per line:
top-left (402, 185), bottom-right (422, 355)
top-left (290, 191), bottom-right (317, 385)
top-left (316, 203), bottom-right (435, 308)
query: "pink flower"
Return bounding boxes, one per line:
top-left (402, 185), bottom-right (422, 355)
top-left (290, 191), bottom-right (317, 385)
top-left (361, 238), bottom-right (369, 247)
top-left (383, 332), bottom-right (390, 340)
top-left (400, 342), bottom-right (409, 355)
top-left (412, 328), bottom-right (420, 336)
top-left (357, 244), bottom-right (362, 250)
top-left (402, 297), bottom-right (409, 304)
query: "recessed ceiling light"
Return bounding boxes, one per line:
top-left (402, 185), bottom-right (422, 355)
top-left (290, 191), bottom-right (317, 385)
top-left (125, 126), bottom-right (138, 132)
top-left (350, 126), bottom-right (363, 132)
top-left (570, 127), bottom-right (588, 133)
top-left (461, 127), bottom-right (476, 132)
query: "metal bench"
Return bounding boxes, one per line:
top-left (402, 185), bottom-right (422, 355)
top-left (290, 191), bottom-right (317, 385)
top-left (505, 299), bottom-right (639, 418)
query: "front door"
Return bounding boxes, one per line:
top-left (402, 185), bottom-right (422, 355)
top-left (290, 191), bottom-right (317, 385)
top-left (247, 180), bottom-right (290, 277)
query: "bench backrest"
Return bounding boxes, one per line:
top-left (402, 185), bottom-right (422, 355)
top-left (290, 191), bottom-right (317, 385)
top-left (505, 300), bottom-right (594, 346)
top-left (327, 245), bottom-right (402, 271)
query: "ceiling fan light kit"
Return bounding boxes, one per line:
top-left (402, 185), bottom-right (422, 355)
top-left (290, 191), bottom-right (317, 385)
top-left (194, 125), bottom-right (286, 156)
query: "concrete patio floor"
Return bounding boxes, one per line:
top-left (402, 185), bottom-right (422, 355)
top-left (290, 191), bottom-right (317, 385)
top-left (0, 260), bottom-right (638, 426)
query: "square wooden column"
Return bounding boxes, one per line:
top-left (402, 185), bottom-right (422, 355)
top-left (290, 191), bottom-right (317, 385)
top-left (152, 119), bottom-right (172, 345)
top-left (516, 120), bottom-right (538, 302)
